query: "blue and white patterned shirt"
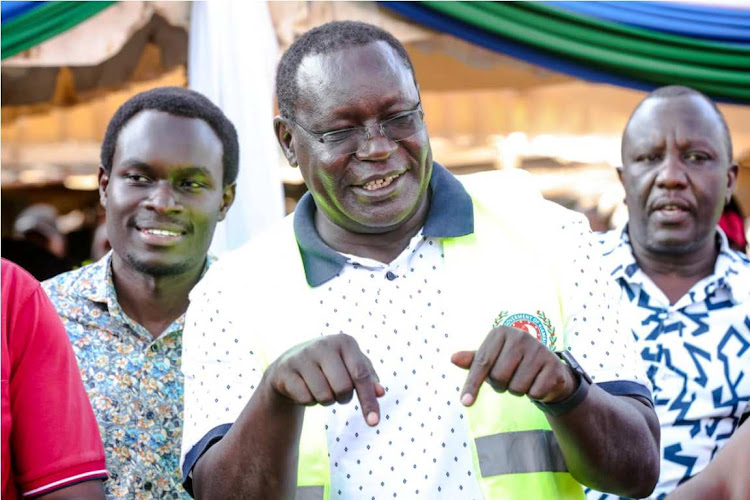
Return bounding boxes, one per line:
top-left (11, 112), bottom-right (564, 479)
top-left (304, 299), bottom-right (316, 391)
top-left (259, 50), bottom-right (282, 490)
top-left (589, 227), bottom-right (750, 500)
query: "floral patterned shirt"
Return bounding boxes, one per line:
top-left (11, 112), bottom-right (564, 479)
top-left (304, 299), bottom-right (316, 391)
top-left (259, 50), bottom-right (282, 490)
top-left (43, 253), bottom-right (210, 499)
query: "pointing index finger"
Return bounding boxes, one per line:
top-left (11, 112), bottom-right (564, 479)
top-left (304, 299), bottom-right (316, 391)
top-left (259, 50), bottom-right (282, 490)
top-left (340, 340), bottom-right (381, 426)
top-left (461, 329), bottom-right (506, 406)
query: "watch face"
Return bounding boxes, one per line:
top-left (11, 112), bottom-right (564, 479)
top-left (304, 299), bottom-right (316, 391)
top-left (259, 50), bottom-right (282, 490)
top-left (559, 350), bottom-right (593, 384)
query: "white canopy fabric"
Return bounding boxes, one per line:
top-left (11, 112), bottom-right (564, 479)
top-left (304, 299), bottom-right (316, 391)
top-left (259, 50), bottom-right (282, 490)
top-left (188, 0), bottom-right (284, 256)
top-left (2, 2), bottom-right (190, 68)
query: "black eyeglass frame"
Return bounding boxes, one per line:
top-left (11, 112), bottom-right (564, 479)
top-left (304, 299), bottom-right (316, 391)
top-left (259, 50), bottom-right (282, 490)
top-left (287, 102), bottom-right (425, 154)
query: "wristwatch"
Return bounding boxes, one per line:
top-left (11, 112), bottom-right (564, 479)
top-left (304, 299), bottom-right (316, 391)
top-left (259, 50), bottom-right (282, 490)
top-left (531, 350), bottom-right (593, 416)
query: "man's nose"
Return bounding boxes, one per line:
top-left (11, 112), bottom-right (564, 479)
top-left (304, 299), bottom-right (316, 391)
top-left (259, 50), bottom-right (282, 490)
top-left (655, 153), bottom-right (688, 189)
top-left (144, 181), bottom-right (182, 212)
top-left (355, 124), bottom-right (398, 161)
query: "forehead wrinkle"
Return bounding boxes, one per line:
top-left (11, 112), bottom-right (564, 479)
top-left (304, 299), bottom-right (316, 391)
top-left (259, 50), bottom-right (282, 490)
top-left (306, 41), bottom-right (407, 80)
top-left (623, 115), bottom-right (660, 161)
top-left (116, 159), bottom-right (217, 181)
top-left (624, 96), bottom-right (727, 160)
top-left (295, 42), bottom-right (417, 124)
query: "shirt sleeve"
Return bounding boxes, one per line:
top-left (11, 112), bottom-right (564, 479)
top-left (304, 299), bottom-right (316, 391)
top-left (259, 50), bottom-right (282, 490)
top-left (180, 262), bottom-right (265, 496)
top-left (7, 265), bottom-right (108, 496)
top-left (559, 215), bottom-right (653, 401)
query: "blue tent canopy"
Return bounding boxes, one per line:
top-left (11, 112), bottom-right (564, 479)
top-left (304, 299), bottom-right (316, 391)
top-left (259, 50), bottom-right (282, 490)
top-left (550, 1), bottom-right (750, 43)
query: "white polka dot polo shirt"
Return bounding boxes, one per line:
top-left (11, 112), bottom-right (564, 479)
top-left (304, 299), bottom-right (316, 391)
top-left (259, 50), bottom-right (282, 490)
top-left (180, 164), bottom-right (651, 498)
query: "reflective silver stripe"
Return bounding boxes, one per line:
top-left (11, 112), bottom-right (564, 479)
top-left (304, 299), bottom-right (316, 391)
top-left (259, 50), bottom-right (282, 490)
top-left (296, 486), bottom-right (325, 500)
top-left (475, 430), bottom-right (568, 477)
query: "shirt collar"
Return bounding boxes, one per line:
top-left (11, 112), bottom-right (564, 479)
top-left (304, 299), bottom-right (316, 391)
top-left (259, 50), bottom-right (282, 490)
top-left (294, 161), bottom-right (474, 287)
top-left (713, 227), bottom-right (750, 301)
top-left (80, 252), bottom-right (115, 305)
top-left (81, 251), bottom-right (217, 308)
top-left (600, 225), bottom-right (640, 284)
top-left (603, 224), bottom-right (750, 302)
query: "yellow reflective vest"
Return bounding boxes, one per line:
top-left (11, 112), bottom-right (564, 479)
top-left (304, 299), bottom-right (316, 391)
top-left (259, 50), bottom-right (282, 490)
top-left (244, 170), bottom-right (587, 499)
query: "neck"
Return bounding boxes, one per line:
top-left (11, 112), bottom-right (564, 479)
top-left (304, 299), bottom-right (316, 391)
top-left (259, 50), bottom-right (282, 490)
top-left (315, 193), bottom-right (430, 264)
top-left (630, 232), bottom-right (718, 305)
top-left (110, 254), bottom-right (204, 338)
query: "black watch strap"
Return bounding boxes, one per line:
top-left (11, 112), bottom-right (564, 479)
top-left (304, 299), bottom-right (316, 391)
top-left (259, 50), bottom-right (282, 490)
top-left (531, 350), bottom-right (592, 416)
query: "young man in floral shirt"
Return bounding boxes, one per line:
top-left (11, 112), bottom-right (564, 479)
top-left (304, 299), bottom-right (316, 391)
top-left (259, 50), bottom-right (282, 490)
top-left (43, 87), bottom-right (237, 498)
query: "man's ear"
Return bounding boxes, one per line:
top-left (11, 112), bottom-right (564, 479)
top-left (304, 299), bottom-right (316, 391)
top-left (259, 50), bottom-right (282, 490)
top-left (98, 166), bottom-right (110, 208)
top-left (218, 183), bottom-right (236, 221)
top-left (727, 163), bottom-right (739, 204)
top-left (616, 165), bottom-right (624, 184)
top-left (615, 166), bottom-right (627, 204)
top-left (274, 116), bottom-right (297, 167)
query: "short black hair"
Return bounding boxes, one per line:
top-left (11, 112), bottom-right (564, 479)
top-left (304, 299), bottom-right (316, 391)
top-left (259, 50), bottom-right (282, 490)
top-left (100, 86), bottom-right (239, 185)
top-left (276, 21), bottom-right (416, 120)
top-left (625, 85), bottom-right (733, 161)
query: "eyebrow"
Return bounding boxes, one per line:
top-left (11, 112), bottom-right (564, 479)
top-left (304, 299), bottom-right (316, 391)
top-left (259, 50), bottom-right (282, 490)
top-left (626, 137), bottom-right (664, 152)
top-left (173, 166), bottom-right (214, 177)
top-left (322, 96), bottom-right (418, 122)
top-left (677, 138), bottom-right (717, 151)
top-left (119, 160), bottom-right (216, 179)
top-left (628, 138), bottom-right (719, 156)
top-left (118, 159), bottom-right (153, 170)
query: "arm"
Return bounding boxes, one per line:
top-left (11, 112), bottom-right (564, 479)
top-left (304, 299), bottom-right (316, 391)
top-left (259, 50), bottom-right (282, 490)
top-left (192, 376), bottom-right (305, 499)
top-left (666, 419), bottom-right (750, 500)
top-left (527, 212), bottom-right (659, 496)
top-left (191, 334), bottom-right (384, 499)
top-left (6, 262), bottom-right (107, 499)
top-left (546, 386), bottom-right (659, 497)
top-left (36, 480), bottom-right (106, 500)
top-left (453, 327), bottom-right (659, 498)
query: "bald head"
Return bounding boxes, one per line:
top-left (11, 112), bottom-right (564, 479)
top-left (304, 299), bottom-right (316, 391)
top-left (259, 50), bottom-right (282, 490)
top-left (623, 86), bottom-right (733, 163)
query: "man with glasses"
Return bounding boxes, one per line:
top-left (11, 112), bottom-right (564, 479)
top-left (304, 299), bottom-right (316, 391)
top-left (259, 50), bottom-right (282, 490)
top-left (180, 21), bottom-right (659, 499)
top-left (289, 101), bottom-right (424, 156)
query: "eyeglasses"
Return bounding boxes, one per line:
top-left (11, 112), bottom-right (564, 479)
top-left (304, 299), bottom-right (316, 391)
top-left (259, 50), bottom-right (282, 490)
top-left (289, 103), bottom-right (425, 156)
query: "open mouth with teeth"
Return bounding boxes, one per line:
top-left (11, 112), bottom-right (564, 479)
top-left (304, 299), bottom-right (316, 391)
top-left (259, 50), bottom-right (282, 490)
top-left (653, 203), bottom-right (691, 216)
top-left (657, 204), bottom-right (687, 212)
top-left (361, 173), bottom-right (401, 191)
top-left (651, 202), bottom-right (692, 225)
top-left (137, 227), bottom-right (187, 243)
top-left (140, 228), bottom-right (184, 237)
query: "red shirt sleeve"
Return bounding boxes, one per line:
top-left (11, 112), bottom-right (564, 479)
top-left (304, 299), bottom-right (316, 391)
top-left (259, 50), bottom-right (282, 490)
top-left (1, 259), bottom-right (107, 498)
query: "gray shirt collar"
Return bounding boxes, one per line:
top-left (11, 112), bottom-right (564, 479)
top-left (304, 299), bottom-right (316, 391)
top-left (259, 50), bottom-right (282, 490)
top-left (293, 162), bottom-right (474, 287)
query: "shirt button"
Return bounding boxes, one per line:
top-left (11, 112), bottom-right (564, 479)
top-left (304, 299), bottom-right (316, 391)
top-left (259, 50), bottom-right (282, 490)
top-left (144, 481), bottom-right (153, 491)
top-left (150, 345), bottom-right (158, 353)
top-left (385, 271), bottom-right (398, 281)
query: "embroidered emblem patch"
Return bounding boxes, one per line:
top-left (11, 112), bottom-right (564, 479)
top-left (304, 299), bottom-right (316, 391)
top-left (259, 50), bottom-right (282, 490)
top-left (492, 310), bottom-right (558, 351)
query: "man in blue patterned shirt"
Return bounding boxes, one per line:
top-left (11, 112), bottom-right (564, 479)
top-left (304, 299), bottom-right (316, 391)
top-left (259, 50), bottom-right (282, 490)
top-left (43, 87), bottom-right (237, 499)
top-left (590, 86), bottom-right (749, 499)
